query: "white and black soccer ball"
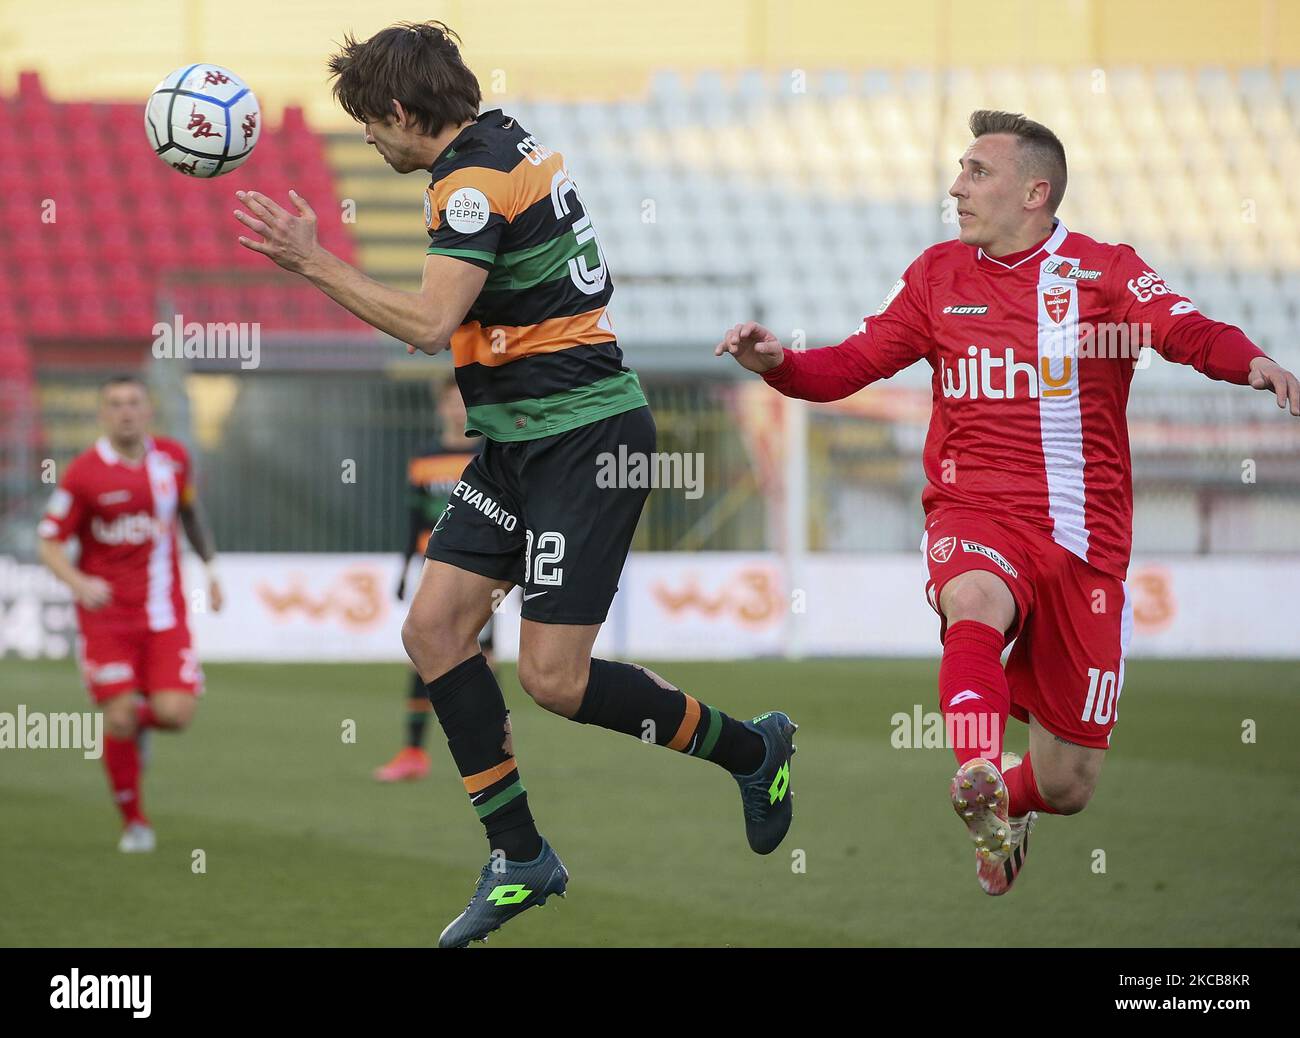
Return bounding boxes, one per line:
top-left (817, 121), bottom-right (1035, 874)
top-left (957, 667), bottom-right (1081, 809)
top-left (145, 64), bottom-right (261, 178)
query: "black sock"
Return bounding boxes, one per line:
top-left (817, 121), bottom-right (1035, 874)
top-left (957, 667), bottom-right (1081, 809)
top-left (573, 659), bottom-right (765, 775)
top-left (426, 654), bottom-right (542, 863)
top-left (406, 670), bottom-right (430, 749)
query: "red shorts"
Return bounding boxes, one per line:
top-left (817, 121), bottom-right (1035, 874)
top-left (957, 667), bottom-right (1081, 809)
top-left (921, 508), bottom-right (1132, 749)
top-left (76, 620), bottom-right (204, 703)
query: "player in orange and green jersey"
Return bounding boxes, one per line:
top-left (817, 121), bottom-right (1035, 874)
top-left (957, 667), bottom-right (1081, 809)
top-left (233, 20), bottom-right (796, 948)
top-left (419, 121), bottom-right (641, 441)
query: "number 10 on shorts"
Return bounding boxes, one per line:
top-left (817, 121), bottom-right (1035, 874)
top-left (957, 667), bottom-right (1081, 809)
top-left (524, 530), bottom-right (566, 587)
top-left (1081, 667), bottom-right (1120, 725)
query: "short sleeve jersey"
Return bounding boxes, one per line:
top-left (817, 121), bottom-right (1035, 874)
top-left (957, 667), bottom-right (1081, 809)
top-left (425, 109), bottom-right (646, 442)
top-left (39, 436), bottom-right (192, 631)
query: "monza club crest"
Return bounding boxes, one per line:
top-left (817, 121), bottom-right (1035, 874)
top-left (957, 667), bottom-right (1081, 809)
top-left (1042, 284), bottom-right (1072, 324)
top-left (929, 535), bottom-right (957, 564)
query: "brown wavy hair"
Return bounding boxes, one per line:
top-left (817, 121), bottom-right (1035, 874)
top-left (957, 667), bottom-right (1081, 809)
top-left (328, 21), bottom-right (481, 136)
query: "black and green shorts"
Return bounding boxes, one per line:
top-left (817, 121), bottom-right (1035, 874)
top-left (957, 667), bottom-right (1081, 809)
top-left (425, 406), bottom-right (656, 625)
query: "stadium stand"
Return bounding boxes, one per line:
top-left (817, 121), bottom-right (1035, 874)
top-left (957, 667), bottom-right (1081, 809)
top-left (317, 67), bottom-right (1300, 381)
top-left (0, 72), bottom-right (368, 545)
top-left (0, 71), bottom-right (364, 344)
top-left (7, 64), bottom-right (1295, 372)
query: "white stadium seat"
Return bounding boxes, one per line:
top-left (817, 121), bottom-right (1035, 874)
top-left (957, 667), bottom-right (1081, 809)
top-left (491, 67), bottom-right (1300, 381)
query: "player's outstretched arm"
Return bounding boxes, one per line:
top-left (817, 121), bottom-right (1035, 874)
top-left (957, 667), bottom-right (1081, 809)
top-left (1115, 247), bottom-right (1296, 415)
top-left (716, 319), bottom-right (916, 402)
top-left (1247, 356), bottom-right (1300, 416)
top-left (718, 259), bottom-right (930, 401)
top-left (232, 189), bottom-right (485, 354)
top-left (714, 321), bottom-right (785, 374)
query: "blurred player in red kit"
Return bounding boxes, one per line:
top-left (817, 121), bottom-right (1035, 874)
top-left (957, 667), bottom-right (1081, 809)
top-left (37, 374), bottom-right (223, 852)
top-left (719, 110), bottom-right (1300, 895)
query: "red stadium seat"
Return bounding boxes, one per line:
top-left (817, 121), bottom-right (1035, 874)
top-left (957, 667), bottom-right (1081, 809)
top-left (95, 223), bottom-right (137, 263)
top-left (16, 70), bottom-right (47, 105)
top-left (2, 74), bottom-right (361, 338)
top-left (26, 296), bottom-right (68, 337)
top-left (0, 298), bottom-right (22, 336)
top-left (71, 294), bottom-right (115, 336)
top-left (15, 264), bottom-right (58, 302)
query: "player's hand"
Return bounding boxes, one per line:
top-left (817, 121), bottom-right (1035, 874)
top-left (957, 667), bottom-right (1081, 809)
top-left (208, 577), bottom-right (224, 613)
top-left (1248, 357), bottom-right (1300, 416)
top-left (234, 189), bottom-right (320, 275)
top-left (72, 574), bottom-right (112, 610)
top-left (715, 322), bottom-right (785, 374)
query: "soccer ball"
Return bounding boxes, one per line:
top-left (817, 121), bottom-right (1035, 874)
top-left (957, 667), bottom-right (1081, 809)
top-left (145, 63), bottom-right (261, 178)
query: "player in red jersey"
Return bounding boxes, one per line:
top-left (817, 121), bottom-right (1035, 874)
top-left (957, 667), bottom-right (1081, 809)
top-left (37, 375), bottom-right (223, 853)
top-left (718, 110), bottom-right (1300, 895)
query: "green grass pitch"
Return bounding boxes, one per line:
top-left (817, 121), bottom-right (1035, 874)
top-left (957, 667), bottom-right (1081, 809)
top-left (1, 657), bottom-right (1297, 947)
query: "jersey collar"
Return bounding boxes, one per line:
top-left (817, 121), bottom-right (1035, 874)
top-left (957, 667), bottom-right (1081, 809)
top-left (95, 435), bottom-right (154, 467)
top-left (432, 109), bottom-right (502, 170)
top-left (976, 220), bottom-right (1069, 270)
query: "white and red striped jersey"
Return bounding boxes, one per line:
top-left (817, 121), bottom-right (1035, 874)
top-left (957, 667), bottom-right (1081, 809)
top-left (39, 435), bottom-right (194, 631)
top-left (764, 220), bottom-right (1267, 579)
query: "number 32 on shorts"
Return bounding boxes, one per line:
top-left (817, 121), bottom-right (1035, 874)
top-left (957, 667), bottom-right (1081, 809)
top-left (1081, 667), bottom-right (1121, 725)
top-left (524, 530), bottom-right (566, 587)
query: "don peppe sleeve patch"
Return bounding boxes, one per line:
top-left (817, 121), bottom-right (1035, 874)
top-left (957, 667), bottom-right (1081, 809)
top-left (443, 187), bottom-right (491, 234)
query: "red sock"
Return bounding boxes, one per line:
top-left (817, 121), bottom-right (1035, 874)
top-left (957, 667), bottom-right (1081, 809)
top-left (1004, 751), bottom-right (1054, 816)
top-left (136, 701), bottom-right (158, 730)
top-left (103, 735), bottom-right (146, 825)
top-left (938, 620), bottom-right (1009, 766)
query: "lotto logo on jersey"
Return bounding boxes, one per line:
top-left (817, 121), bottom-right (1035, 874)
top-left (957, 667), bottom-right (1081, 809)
top-left (90, 512), bottom-right (166, 546)
top-left (941, 346), bottom-right (1072, 400)
top-left (1127, 270), bottom-right (1175, 304)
